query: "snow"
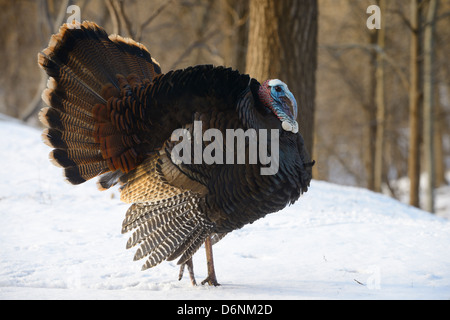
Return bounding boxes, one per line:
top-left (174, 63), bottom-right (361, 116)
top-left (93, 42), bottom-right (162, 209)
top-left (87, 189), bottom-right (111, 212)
top-left (1, 118), bottom-right (449, 300)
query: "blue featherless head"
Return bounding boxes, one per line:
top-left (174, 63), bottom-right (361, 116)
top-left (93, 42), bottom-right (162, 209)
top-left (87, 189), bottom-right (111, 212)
top-left (258, 79), bottom-right (299, 134)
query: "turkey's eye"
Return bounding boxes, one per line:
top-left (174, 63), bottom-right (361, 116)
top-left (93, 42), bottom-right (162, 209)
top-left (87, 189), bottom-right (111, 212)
top-left (274, 86), bottom-right (282, 92)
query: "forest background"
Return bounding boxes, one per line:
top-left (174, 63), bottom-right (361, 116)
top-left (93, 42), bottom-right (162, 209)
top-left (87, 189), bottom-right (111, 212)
top-left (0, 0), bottom-right (448, 215)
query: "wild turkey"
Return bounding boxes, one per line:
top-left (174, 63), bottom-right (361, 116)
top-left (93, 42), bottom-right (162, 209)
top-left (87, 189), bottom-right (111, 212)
top-left (38, 21), bottom-right (314, 286)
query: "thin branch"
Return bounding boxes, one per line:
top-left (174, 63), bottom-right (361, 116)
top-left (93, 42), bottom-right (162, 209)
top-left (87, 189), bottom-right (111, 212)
top-left (169, 28), bottom-right (221, 70)
top-left (113, 0), bottom-right (133, 37)
top-left (105, 0), bottom-right (120, 35)
top-left (323, 46), bottom-right (367, 107)
top-left (222, 0), bottom-right (248, 29)
top-left (136, 0), bottom-right (174, 41)
top-left (389, 8), bottom-right (414, 31)
top-left (422, 11), bottom-right (450, 28)
top-left (321, 43), bottom-right (410, 92)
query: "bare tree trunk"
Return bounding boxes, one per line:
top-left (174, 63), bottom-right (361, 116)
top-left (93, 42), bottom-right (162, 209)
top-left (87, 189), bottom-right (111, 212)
top-left (245, 0), bottom-right (318, 156)
top-left (365, 30), bottom-right (377, 191)
top-left (408, 0), bottom-right (422, 208)
top-left (435, 83), bottom-right (447, 187)
top-left (246, 0), bottom-right (280, 81)
top-left (374, 0), bottom-right (386, 193)
top-left (423, 0), bottom-right (438, 213)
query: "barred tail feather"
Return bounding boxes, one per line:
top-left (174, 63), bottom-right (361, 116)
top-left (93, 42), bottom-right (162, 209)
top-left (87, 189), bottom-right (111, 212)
top-left (38, 21), bottom-right (161, 186)
top-left (121, 192), bottom-right (190, 233)
top-left (170, 226), bottom-right (211, 265)
top-left (122, 192), bottom-right (213, 270)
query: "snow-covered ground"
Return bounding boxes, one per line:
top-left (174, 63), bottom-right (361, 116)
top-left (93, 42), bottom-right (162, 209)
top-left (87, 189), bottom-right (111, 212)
top-left (1, 117), bottom-right (449, 299)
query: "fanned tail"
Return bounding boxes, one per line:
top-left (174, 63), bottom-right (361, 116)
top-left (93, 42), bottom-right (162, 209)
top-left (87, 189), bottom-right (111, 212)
top-left (38, 21), bottom-right (161, 185)
top-left (122, 192), bottom-right (214, 270)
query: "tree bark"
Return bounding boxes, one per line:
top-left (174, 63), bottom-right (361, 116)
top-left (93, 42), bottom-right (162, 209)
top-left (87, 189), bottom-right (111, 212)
top-left (435, 84), bottom-right (447, 187)
top-left (374, 0), bottom-right (386, 193)
top-left (408, 0), bottom-right (422, 208)
top-left (423, 0), bottom-right (438, 213)
top-left (245, 0), bottom-right (318, 157)
top-left (365, 30), bottom-right (377, 191)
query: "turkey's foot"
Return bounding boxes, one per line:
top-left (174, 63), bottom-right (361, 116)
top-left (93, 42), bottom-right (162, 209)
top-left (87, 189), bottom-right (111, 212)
top-left (178, 258), bottom-right (197, 286)
top-left (202, 236), bottom-right (220, 286)
top-left (201, 274), bottom-right (220, 286)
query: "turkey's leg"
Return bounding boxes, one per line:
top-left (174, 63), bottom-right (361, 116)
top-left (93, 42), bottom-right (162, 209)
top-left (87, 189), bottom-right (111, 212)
top-left (178, 258), bottom-right (197, 286)
top-left (201, 236), bottom-right (220, 286)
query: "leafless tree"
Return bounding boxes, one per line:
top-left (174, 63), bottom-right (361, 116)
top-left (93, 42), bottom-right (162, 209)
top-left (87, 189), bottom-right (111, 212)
top-left (423, 0), bottom-right (438, 212)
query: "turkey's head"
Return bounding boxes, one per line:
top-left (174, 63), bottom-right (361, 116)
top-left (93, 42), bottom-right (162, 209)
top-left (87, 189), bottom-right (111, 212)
top-left (258, 79), bottom-right (299, 134)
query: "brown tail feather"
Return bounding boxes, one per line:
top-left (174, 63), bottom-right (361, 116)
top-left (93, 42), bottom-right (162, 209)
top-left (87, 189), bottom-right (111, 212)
top-left (38, 21), bottom-right (161, 186)
top-left (39, 107), bottom-right (95, 136)
top-left (50, 149), bottom-right (103, 167)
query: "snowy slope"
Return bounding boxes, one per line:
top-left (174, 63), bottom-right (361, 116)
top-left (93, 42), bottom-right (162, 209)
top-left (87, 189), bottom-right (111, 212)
top-left (1, 118), bottom-right (449, 300)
